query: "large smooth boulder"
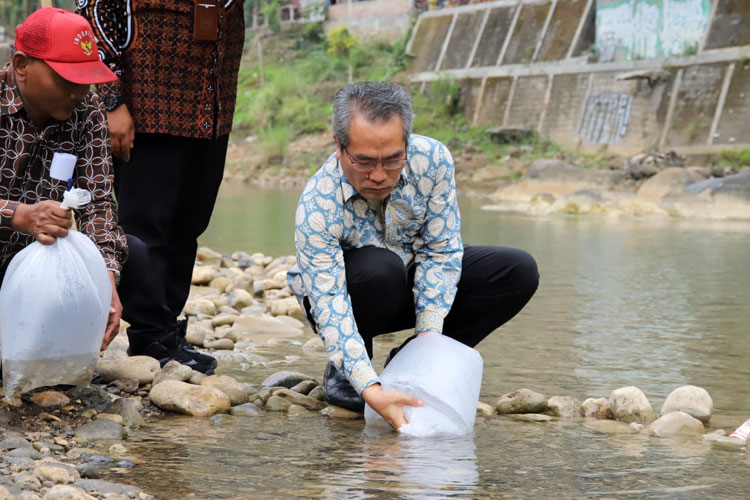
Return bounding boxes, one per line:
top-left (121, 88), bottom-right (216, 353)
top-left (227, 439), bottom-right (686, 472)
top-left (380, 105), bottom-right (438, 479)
top-left (200, 375), bottom-right (249, 406)
top-left (95, 356), bottom-right (160, 384)
top-left (637, 167), bottom-right (705, 202)
top-left (648, 411), bottom-right (705, 438)
top-left (150, 380), bottom-right (231, 417)
top-left (661, 170), bottom-right (750, 219)
top-left (608, 386), bottom-right (655, 423)
top-left (660, 385), bottom-right (712, 424)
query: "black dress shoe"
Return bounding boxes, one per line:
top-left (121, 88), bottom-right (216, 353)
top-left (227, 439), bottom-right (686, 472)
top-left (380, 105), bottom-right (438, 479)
top-left (322, 362), bottom-right (365, 412)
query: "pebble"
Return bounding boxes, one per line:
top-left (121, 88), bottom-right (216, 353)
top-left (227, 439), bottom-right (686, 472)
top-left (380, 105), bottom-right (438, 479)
top-left (29, 392), bottom-right (70, 408)
top-left (476, 402), bottom-right (495, 416)
top-left (229, 403), bottom-right (262, 417)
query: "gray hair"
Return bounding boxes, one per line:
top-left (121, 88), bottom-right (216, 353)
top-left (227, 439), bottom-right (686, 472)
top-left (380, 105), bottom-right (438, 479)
top-left (332, 81), bottom-right (413, 148)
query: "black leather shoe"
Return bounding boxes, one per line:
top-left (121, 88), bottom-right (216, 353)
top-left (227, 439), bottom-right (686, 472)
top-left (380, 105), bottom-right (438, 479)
top-left (172, 319), bottom-right (218, 370)
top-left (128, 332), bottom-right (216, 375)
top-left (322, 362), bottom-right (365, 412)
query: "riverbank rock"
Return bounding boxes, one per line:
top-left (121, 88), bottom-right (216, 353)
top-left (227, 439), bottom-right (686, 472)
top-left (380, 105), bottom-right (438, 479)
top-left (74, 420), bottom-right (126, 441)
top-left (30, 391), bottom-right (70, 408)
top-left (229, 403), bottom-right (262, 417)
top-left (95, 357), bottom-right (160, 384)
top-left (105, 398), bottom-right (144, 427)
top-left (493, 159), bottom-right (624, 202)
top-left (661, 170), bottom-right (750, 219)
top-left (496, 388), bottom-right (547, 414)
top-left (149, 380), bottom-right (231, 417)
top-left (43, 485), bottom-right (96, 500)
top-left (152, 361), bottom-right (194, 386)
top-left (660, 385), bottom-right (712, 424)
top-left (191, 266), bottom-right (216, 285)
top-left (608, 386), bottom-right (655, 423)
top-left (545, 396), bottom-right (583, 419)
top-left (636, 167), bottom-right (705, 202)
top-left (34, 461), bottom-right (80, 484)
top-left (476, 402), bottom-right (495, 416)
top-left (200, 375), bottom-right (249, 406)
top-left (648, 411), bottom-right (705, 438)
top-left (582, 397), bottom-right (612, 419)
top-left (183, 298), bottom-right (217, 317)
top-left (268, 388), bottom-right (326, 411)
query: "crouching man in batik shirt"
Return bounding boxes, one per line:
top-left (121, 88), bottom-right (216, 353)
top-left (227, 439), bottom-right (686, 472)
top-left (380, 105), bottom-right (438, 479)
top-left (0, 8), bottom-right (127, 348)
top-left (287, 81), bottom-right (540, 430)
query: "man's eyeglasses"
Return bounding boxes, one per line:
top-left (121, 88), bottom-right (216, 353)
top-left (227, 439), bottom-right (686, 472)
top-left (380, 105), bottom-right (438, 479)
top-left (341, 144), bottom-right (408, 173)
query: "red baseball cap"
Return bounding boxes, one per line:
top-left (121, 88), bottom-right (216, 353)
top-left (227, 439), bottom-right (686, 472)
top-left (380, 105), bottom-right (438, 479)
top-left (15, 8), bottom-right (117, 85)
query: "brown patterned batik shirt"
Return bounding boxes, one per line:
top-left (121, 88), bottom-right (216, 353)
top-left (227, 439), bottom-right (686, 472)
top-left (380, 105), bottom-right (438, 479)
top-left (78, 0), bottom-right (245, 139)
top-left (0, 66), bottom-right (127, 272)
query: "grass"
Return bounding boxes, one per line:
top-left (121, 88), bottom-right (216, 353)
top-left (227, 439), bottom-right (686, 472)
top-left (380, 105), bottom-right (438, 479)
top-left (717, 148), bottom-right (750, 170)
top-left (232, 26), bottom-right (600, 173)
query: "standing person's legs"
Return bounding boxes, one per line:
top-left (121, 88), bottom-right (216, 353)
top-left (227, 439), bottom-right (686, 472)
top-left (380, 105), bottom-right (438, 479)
top-left (164, 135), bottom-right (228, 319)
top-left (116, 133), bottom-right (186, 350)
top-left (116, 134), bottom-right (217, 372)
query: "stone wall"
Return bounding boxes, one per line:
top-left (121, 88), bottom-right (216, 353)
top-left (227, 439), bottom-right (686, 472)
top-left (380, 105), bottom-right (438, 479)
top-left (406, 0), bottom-right (750, 156)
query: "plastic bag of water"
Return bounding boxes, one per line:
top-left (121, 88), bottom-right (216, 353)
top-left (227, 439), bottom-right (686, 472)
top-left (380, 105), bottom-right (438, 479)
top-left (364, 332), bottom-right (483, 437)
top-left (0, 189), bottom-right (111, 397)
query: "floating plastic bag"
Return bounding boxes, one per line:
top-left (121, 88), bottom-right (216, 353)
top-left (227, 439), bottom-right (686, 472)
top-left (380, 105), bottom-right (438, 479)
top-left (365, 332), bottom-right (483, 437)
top-left (0, 189), bottom-right (110, 397)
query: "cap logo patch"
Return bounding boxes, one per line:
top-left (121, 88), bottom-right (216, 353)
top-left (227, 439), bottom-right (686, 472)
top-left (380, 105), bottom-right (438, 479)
top-left (73, 30), bottom-right (94, 56)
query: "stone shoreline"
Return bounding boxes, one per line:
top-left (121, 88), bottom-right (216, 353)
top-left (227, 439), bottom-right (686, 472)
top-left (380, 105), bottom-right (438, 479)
top-left (1, 247), bottom-right (747, 499)
top-left (482, 158), bottom-right (750, 220)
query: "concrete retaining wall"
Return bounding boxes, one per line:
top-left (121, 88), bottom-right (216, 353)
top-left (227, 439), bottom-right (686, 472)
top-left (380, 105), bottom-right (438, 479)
top-left (326, 0), bottom-right (413, 42)
top-left (407, 0), bottom-right (750, 156)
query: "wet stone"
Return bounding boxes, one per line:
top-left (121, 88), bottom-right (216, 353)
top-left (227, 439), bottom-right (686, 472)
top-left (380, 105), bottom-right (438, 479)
top-left (43, 484), bottom-right (97, 500)
top-left (73, 479), bottom-right (142, 497)
top-left (660, 385), bottom-right (713, 424)
top-left (229, 403), bottom-right (262, 417)
top-left (545, 396), bottom-right (583, 419)
top-left (496, 388), bottom-right (547, 414)
top-left (289, 380), bottom-right (317, 395)
top-left (29, 391), bottom-right (70, 408)
top-left (320, 406), bottom-right (363, 419)
top-left (476, 402), bottom-right (495, 416)
top-left (210, 414), bottom-right (237, 427)
top-left (609, 386), bottom-right (655, 423)
top-left (261, 371), bottom-right (318, 389)
top-left (74, 419), bottom-right (126, 442)
top-left (648, 411), bottom-right (705, 438)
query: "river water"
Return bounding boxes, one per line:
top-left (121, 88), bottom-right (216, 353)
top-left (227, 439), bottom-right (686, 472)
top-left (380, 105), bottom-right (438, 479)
top-left (110, 184), bottom-right (750, 499)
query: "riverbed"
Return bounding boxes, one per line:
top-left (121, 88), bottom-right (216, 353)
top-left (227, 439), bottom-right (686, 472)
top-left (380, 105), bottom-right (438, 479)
top-left (111, 184), bottom-right (750, 499)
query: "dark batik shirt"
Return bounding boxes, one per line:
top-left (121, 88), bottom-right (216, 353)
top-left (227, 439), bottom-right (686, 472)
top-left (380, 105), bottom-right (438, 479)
top-left (0, 66), bottom-right (127, 272)
top-left (78, 0), bottom-right (245, 139)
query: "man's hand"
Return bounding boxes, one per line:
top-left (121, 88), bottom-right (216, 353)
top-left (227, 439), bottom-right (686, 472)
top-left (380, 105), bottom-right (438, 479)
top-left (102, 271), bottom-right (122, 350)
top-left (106, 104), bottom-right (135, 161)
top-left (12, 201), bottom-right (71, 244)
top-left (362, 383), bottom-right (423, 432)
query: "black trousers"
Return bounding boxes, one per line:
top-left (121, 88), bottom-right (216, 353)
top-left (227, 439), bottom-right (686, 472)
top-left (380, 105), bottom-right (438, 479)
top-left (305, 245), bottom-right (539, 358)
top-left (115, 133), bottom-right (228, 350)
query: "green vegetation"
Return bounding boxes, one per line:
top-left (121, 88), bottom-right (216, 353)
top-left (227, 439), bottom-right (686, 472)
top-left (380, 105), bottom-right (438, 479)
top-left (2, 0), bottom-right (76, 36)
top-left (717, 148), bottom-right (750, 170)
top-left (233, 26), bottom-right (409, 161)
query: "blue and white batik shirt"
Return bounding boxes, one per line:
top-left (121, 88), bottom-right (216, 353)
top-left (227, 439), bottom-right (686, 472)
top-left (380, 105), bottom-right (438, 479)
top-left (287, 134), bottom-right (463, 394)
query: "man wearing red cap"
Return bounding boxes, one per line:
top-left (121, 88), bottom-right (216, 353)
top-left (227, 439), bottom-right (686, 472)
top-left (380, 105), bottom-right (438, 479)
top-left (0, 8), bottom-right (127, 347)
top-left (78, 0), bottom-right (245, 373)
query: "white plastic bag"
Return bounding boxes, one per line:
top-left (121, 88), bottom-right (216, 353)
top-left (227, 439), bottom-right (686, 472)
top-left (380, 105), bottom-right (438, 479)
top-left (364, 332), bottom-right (483, 437)
top-left (0, 189), bottom-right (110, 397)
